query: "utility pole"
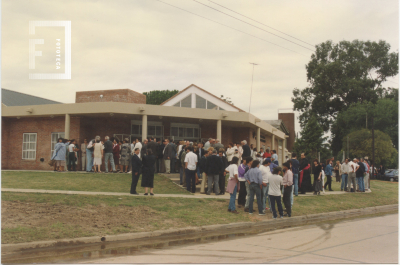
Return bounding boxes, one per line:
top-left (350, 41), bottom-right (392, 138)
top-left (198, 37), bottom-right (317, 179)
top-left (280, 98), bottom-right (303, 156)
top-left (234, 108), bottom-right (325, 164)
top-left (248, 63), bottom-right (258, 113)
top-left (366, 112), bottom-right (368, 129)
top-left (372, 116), bottom-right (375, 185)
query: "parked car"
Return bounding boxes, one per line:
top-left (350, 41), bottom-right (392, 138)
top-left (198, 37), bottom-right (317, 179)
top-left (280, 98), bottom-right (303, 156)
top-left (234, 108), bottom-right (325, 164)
top-left (383, 169), bottom-right (398, 182)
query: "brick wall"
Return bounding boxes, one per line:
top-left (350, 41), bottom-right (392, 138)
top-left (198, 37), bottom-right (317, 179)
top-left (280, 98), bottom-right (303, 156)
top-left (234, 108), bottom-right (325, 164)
top-left (2, 116), bottom-right (81, 170)
top-left (76, 89), bottom-right (146, 104)
top-left (2, 115), bottom-right (283, 170)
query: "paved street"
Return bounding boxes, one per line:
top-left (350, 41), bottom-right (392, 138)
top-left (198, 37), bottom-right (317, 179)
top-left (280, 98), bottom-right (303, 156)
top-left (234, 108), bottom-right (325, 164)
top-left (85, 214), bottom-right (398, 264)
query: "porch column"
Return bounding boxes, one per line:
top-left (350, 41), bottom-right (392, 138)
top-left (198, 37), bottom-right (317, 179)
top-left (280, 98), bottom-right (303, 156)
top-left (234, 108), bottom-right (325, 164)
top-left (65, 114), bottom-right (70, 139)
top-left (283, 137), bottom-right (287, 162)
top-left (216, 119), bottom-right (222, 142)
top-left (142, 114), bottom-right (147, 141)
top-left (271, 134), bottom-right (275, 150)
top-left (256, 127), bottom-right (260, 151)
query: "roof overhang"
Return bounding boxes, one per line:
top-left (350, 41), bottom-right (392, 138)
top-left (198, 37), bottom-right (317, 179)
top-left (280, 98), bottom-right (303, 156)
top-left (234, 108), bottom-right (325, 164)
top-left (2, 102), bottom-right (286, 139)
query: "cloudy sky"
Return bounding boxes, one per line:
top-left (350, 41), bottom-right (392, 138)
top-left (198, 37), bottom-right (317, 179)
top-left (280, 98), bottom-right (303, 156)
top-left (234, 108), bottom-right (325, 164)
top-left (2, 0), bottom-right (399, 135)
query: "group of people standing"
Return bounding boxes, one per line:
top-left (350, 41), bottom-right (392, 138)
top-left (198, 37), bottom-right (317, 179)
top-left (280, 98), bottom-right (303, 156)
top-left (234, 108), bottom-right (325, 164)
top-left (51, 136), bottom-right (375, 219)
top-left (310, 156), bottom-right (373, 195)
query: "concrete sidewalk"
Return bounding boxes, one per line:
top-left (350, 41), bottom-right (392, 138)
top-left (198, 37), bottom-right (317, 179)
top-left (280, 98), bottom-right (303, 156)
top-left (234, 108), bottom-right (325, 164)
top-left (1, 188), bottom-right (229, 199)
top-left (161, 173), bottom-right (358, 197)
top-left (2, 171), bottom-right (360, 198)
top-left (1, 186), bottom-right (359, 199)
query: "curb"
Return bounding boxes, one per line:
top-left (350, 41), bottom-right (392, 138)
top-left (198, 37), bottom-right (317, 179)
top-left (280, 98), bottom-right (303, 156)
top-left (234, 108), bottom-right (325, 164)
top-left (2, 204), bottom-right (398, 254)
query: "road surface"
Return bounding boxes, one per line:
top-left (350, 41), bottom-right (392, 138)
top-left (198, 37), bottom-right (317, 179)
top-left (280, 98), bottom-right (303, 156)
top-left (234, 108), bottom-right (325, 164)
top-left (84, 213), bottom-right (398, 263)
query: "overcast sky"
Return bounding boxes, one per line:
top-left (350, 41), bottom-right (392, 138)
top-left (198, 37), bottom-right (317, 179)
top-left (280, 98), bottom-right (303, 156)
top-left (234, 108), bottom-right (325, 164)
top-left (2, 0), bottom-right (399, 136)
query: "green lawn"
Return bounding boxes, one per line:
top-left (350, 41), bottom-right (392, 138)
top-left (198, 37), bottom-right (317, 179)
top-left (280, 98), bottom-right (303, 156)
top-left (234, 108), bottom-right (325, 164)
top-left (1, 171), bottom-right (190, 195)
top-left (1, 193), bottom-right (248, 244)
top-left (1, 178), bottom-right (397, 244)
top-left (295, 180), bottom-right (398, 215)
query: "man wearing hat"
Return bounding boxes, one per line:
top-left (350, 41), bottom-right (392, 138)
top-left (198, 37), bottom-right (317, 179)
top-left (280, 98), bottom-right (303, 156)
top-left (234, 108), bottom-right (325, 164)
top-left (347, 158), bottom-right (359, 192)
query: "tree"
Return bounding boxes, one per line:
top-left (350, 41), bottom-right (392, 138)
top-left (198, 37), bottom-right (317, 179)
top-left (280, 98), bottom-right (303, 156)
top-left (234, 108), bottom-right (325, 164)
top-left (292, 40), bottom-right (398, 131)
top-left (293, 115), bottom-right (329, 161)
top-left (143, 90), bottom-right (179, 105)
top-left (331, 95), bottom-right (398, 155)
top-left (342, 129), bottom-right (397, 167)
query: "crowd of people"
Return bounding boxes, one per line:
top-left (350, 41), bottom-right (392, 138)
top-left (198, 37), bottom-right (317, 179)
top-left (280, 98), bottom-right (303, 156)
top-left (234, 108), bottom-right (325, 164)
top-left (51, 136), bottom-right (377, 218)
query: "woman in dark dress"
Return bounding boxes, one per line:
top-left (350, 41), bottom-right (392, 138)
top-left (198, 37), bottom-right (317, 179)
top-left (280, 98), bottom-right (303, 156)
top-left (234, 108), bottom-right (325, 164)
top-left (111, 137), bottom-right (120, 171)
top-left (141, 149), bottom-right (156, 195)
top-left (334, 161), bottom-right (341, 182)
top-left (313, 159), bottom-right (322, 195)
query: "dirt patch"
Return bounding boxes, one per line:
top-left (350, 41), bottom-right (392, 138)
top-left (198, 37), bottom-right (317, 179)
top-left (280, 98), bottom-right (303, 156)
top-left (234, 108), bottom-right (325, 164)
top-left (2, 201), bottom-right (186, 242)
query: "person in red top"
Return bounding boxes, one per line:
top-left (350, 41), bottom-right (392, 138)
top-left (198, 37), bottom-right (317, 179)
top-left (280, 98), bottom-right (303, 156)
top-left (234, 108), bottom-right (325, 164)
top-left (263, 149), bottom-right (272, 159)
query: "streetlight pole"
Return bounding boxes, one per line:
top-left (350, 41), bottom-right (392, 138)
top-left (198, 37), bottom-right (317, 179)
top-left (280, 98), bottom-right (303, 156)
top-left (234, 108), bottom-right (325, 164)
top-left (372, 116), bottom-right (375, 185)
top-left (248, 62), bottom-right (258, 113)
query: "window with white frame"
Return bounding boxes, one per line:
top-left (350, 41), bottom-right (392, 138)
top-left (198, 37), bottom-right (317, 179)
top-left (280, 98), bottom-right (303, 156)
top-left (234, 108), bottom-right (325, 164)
top-left (131, 120), bottom-right (163, 139)
top-left (173, 94), bottom-right (226, 110)
top-left (195, 94), bottom-right (223, 110)
top-left (172, 95), bottom-right (191, 108)
top-left (51, 132), bottom-right (65, 157)
top-left (22, 133), bottom-right (37, 160)
top-left (170, 123), bottom-right (200, 140)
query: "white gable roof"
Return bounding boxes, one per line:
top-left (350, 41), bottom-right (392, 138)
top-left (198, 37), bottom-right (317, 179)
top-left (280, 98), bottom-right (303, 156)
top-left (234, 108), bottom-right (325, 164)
top-left (160, 84), bottom-right (243, 112)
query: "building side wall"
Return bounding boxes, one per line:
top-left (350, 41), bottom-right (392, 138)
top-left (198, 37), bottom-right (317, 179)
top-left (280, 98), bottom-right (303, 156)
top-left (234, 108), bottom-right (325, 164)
top-left (2, 116), bottom-right (282, 170)
top-left (2, 117), bottom-right (81, 170)
top-left (2, 118), bottom-right (11, 168)
top-left (76, 89), bottom-right (146, 104)
top-left (278, 113), bottom-right (295, 152)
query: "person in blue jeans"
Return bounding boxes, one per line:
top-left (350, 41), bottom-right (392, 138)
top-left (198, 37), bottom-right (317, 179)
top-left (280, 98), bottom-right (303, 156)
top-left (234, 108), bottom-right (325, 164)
top-left (290, 153), bottom-right (300, 196)
top-left (226, 157), bottom-right (240, 214)
top-left (341, 158), bottom-right (350, 191)
top-left (268, 167), bottom-right (284, 219)
top-left (244, 160), bottom-right (264, 215)
top-left (324, 160), bottom-right (334, 191)
top-left (261, 159), bottom-right (272, 211)
top-left (357, 158), bottom-right (366, 192)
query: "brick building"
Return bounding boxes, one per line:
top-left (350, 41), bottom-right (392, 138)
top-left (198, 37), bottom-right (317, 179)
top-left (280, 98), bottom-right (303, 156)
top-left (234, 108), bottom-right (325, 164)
top-left (2, 84), bottom-right (293, 170)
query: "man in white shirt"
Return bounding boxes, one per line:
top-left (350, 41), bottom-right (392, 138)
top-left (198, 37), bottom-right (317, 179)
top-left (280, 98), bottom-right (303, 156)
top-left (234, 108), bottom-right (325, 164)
top-left (340, 158), bottom-right (350, 191)
top-left (260, 159), bottom-right (272, 212)
top-left (204, 138), bottom-right (212, 150)
top-left (67, 140), bottom-right (77, 172)
top-left (268, 167), bottom-right (284, 219)
top-left (133, 139), bottom-right (142, 158)
top-left (259, 148), bottom-right (265, 158)
top-left (271, 150), bottom-right (279, 165)
top-left (347, 158), bottom-right (359, 192)
top-left (184, 146), bottom-right (198, 193)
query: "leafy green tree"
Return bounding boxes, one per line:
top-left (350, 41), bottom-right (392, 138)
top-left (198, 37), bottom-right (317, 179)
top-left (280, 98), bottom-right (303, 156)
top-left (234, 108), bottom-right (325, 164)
top-left (331, 96), bottom-right (398, 155)
top-left (342, 129), bottom-right (398, 167)
top-left (293, 115), bottom-right (329, 162)
top-left (143, 90), bottom-right (179, 105)
top-left (292, 40), bottom-right (399, 131)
